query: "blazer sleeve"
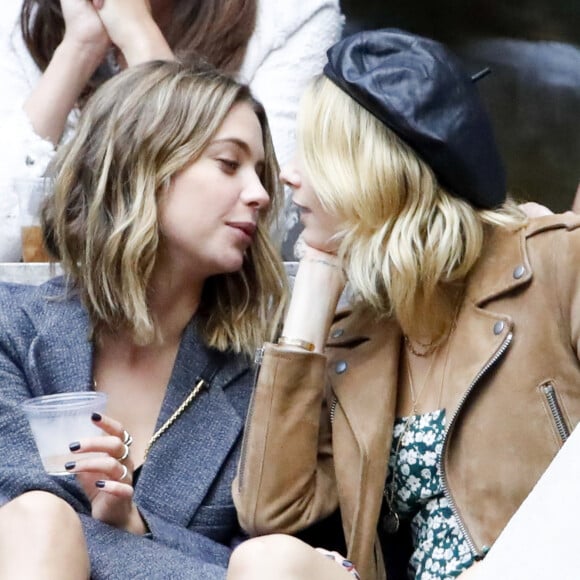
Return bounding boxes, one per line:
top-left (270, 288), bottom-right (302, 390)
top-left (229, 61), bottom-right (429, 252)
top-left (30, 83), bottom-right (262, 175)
top-left (233, 343), bottom-right (339, 536)
top-left (0, 287), bottom-right (90, 509)
top-left (80, 514), bottom-right (229, 580)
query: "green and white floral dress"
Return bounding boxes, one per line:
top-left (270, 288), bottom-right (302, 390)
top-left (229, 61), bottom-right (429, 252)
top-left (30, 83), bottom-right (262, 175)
top-left (384, 409), bottom-right (475, 579)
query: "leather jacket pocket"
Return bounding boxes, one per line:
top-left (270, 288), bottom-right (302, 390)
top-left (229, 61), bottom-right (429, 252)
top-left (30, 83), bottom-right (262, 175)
top-left (539, 381), bottom-right (571, 444)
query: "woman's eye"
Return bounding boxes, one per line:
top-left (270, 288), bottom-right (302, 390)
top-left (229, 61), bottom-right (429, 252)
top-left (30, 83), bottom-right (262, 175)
top-left (218, 159), bottom-right (240, 172)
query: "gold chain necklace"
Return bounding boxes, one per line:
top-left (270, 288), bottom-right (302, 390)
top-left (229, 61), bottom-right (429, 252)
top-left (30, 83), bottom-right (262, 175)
top-left (143, 377), bottom-right (207, 459)
top-left (404, 295), bottom-right (462, 358)
top-left (404, 333), bottom-right (444, 357)
top-left (382, 321), bottom-right (457, 534)
top-left (406, 350), bottom-right (438, 415)
top-left (382, 351), bottom-right (435, 534)
top-left (94, 377), bottom-right (208, 461)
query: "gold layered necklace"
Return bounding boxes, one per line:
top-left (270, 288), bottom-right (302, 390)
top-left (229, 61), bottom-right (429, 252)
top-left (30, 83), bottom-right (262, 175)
top-left (382, 314), bottom-right (457, 535)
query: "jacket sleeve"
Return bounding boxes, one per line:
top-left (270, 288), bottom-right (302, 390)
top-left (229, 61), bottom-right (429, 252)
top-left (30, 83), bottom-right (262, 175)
top-left (0, 287), bottom-right (89, 509)
top-left (233, 343), bottom-right (339, 536)
top-left (80, 514), bottom-right (229, 580)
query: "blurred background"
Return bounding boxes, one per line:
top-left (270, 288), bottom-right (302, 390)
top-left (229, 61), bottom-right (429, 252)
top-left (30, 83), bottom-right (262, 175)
top-left (340, 0), bottom-right (580, 212)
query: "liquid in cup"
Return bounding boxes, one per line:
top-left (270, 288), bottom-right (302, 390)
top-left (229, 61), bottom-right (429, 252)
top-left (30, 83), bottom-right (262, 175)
top-left (16, 176), bottom-right (52, 262)
top-left (21, 392), bottom-right (108, 475)
top-left (21, 225), bottom-right (50, 262)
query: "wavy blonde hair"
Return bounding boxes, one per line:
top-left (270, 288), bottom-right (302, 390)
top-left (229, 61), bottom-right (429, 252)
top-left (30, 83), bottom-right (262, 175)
top-left (44, 60), bottom-right (287, 354)
top-left (299, 76), bottom-right (527, 340)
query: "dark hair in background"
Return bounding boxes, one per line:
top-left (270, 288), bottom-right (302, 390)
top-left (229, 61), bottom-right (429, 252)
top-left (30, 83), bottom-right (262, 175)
top-left (20, 0), bottom-right (257, 99)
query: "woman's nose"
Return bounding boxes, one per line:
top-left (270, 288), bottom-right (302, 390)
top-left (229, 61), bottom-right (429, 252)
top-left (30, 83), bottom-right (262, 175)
top-left (245, 178), bottom-right (270, 210)
top-left (279, 161), bottom-right (301, 188)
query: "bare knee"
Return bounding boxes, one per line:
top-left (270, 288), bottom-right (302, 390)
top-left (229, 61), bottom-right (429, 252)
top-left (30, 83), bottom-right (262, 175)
top-left (0, 491), bottom-right (80, 536)
top-left (228, 535), bottom-right (316, 579)
top-left (0, 492), bottom-right (89, 579)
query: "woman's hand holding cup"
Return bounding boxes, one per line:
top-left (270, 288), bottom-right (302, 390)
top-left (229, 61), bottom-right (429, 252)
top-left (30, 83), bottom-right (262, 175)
top-left (65, 412), bottom-right (147, 534)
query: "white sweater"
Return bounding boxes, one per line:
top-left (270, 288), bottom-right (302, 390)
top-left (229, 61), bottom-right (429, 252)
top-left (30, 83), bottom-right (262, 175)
top-left (0, 0), bottom-right (343, 261)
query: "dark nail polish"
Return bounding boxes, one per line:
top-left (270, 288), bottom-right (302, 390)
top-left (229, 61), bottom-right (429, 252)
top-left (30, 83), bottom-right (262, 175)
top-left (95, 480), bottom-right (106, 488)
top-left (64, 461), bottom-right (76, 470)
top-left (91, 412), bottom-right (102, 421)
top-left (69, 441), bottom-right (81, 452)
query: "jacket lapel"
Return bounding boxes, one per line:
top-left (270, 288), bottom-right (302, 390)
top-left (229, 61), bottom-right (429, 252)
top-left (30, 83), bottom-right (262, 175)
top-left (135, 321), bottom-right (251, 526)
top-left (441, 225), bottom-right (532, 413)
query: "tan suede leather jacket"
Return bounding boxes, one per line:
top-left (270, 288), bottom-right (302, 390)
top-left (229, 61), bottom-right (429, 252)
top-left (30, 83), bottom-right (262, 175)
top-left (234, 213), bottom-right (580, 580)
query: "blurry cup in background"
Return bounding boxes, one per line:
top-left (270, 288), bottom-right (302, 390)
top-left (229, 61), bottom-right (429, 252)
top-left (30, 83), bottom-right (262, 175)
top-left (16, 177), bottom-right (51, 262)
top-left (21, 392), bottom-right (108, 475)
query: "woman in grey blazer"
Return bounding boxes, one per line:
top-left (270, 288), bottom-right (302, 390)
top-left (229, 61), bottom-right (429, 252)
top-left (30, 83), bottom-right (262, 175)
top-left (0, 59), bottom-right (286, 579)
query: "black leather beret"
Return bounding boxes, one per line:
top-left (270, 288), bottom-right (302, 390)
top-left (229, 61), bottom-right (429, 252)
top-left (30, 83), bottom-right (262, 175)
top-left (323, 29), bottom-right (506, 208)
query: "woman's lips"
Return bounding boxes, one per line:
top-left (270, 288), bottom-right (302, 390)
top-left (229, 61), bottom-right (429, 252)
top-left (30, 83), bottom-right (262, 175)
top-left (293, 201), bottom-right (311, 214)
top-left (228, 222), bottom-right (256, 241)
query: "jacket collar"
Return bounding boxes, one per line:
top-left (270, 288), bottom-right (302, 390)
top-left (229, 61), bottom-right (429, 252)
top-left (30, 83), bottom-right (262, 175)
top-left (466, 225), bottom-right (531, 306)
top-left (468, 212), bottom-right (580, 306)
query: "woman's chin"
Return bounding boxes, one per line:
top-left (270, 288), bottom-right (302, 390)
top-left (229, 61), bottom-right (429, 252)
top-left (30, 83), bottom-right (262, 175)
top-left (301, 232), bottom-right (339, 254)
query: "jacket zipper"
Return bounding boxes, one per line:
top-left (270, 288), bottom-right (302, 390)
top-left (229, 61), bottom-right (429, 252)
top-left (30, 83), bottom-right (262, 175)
top-left (540, 382), bottom-right (570, 444)
top-left (237, 346), bottom-right (264, 491)
top-left (330, 395), bottom-right (338, 423)
top-left (439, 332), bottom-right (513, 559)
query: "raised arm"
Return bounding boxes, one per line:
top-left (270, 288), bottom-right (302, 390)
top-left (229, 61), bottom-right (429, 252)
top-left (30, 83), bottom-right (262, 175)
top-left (23, 0), bottom-right (110, 146)
top-left (233, 248), bottom-right (345, 535)
top-left (93, 0), bottom-right (174, 66)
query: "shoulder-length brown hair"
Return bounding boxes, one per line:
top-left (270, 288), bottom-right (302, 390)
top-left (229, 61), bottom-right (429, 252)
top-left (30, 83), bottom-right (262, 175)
top-left (44, 60), bottom-right (286, 355)
top-left (21, 0), bottom-right (256, 98)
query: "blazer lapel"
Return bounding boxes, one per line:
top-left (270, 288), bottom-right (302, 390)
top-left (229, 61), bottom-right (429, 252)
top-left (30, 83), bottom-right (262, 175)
top-left (135, 321), bottom-right (251, 526)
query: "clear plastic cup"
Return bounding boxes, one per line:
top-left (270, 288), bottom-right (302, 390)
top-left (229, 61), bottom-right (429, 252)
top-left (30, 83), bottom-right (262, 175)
top-left (21, 392), bottom-right (108, 475)
top-left (16, 176), bottom-right (51, 262)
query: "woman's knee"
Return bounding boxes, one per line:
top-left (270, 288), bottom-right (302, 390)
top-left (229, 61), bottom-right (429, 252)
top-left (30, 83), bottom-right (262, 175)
top-left (0, 491), bottom-right (81, 535)
top-left (228, 534), bottom-right (317, 579)
top-left (0, 492), bottom-right (89, 579)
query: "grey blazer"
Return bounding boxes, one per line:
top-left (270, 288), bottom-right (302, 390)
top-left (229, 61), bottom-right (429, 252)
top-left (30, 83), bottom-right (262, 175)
top-left (0, 278), bottom-right (254, 579)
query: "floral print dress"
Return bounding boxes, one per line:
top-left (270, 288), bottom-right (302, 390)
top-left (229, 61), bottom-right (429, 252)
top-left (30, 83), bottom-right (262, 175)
top-left (384, 409), bottom-right (475, 579)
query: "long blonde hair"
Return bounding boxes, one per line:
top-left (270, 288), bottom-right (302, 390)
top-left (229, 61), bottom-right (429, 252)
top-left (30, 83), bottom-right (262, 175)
top-left (299, 76), bottom-right (526, 340)
top-left (44, 60), bottom-right (287, 354)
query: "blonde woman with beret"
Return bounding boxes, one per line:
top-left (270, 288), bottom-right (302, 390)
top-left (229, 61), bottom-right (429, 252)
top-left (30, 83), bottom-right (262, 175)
top-left (229, 29), bottom-right (580, 580)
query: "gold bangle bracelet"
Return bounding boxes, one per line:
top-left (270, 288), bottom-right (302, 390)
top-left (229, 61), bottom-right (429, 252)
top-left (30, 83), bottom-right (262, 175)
top-left (277, 336), bottom-right (316, 352)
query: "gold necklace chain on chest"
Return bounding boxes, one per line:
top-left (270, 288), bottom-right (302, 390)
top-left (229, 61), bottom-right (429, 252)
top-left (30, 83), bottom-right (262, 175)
top-left (93, 377), bottom-right (207, 460)
top-left (382, 316), bottom-right (457, 535)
